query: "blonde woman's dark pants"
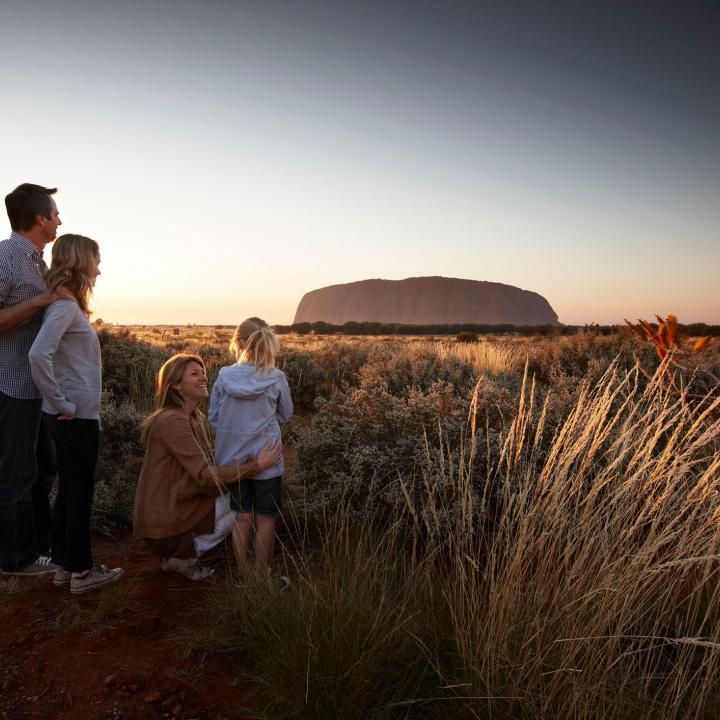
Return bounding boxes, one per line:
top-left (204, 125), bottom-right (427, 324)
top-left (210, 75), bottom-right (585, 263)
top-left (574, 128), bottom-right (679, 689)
top-left (45, 415), bottom-right (100, 573)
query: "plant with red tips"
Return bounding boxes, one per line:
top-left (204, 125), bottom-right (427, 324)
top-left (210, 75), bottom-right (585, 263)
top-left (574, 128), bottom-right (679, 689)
top-left (623, 315), bottom-right (716, 399)
top-left (624, 314), bottom-right (710, 367)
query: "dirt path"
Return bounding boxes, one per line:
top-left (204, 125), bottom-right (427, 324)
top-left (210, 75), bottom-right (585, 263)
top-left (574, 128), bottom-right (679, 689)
top-left (0, 535), bottom-right (255, 720)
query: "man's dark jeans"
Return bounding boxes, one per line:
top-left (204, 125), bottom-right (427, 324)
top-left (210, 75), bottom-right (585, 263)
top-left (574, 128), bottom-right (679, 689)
top-left (45, 415), bottom-right (100, 573)
top-left (0, 391), bottom-right (57, 571)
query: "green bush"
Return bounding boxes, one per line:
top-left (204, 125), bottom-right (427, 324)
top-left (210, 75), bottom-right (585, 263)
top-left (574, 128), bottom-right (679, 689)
top-left (456, 331), bottom-right (478, 343)
top-left (98, 329), bottom-right (169, 411)
top-left (92, 393), bottom-right (145, 535)
top-left (289, 345), bottom-right (512, 530)
top-left (278, 341), bottom-right (368, 412)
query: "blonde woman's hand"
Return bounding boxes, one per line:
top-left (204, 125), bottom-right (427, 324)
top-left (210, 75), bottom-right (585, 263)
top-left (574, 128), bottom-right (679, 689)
top-left (256, 439), bottom-right (282, 471)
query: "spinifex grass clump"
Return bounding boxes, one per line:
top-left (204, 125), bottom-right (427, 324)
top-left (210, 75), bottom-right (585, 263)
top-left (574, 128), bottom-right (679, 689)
top-left (189, 361), bottom-right (720, 720)
top-left (183, 514), bottom-right (457, 720)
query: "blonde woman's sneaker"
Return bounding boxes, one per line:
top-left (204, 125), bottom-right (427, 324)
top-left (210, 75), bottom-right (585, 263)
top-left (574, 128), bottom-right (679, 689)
top-left (53, 568), bottom-right (72, 586)
top-left (0, 555), bottom-right (58, 576)
top-left (70, 565), bottom-right (124, 595)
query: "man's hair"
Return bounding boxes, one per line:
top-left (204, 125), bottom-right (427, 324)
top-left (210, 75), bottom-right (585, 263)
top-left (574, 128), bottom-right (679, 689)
top-left (4, 183), bottom-right (57, 232)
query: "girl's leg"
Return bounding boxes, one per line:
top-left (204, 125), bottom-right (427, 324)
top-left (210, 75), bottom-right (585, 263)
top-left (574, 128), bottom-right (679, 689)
top-left (252, 477), bottom-right (282, 574)
top-left (254, 514), bottom-right (277, 573)
top-left (232, 513), bottom-right (253, 574)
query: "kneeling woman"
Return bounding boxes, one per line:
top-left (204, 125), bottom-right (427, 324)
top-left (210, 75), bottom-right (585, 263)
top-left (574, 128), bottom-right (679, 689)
top-left (133, 354), bottom-right (281, 580)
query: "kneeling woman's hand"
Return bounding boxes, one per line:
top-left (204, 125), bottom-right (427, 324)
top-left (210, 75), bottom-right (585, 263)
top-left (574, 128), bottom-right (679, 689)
top-left (256, 438), bottom-right (282, 471)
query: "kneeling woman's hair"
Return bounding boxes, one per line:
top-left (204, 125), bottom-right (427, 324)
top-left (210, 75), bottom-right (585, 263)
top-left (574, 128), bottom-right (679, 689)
top-left (141, 353), bottom-right (206, 443)
top-left (44, 233), bottom-right (99, 316)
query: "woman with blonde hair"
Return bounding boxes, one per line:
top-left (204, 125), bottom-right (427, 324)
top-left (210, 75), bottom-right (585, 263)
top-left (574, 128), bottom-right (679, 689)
top-left (209, 317), bottom-right (293, 581)
top-left (133, 353), bottom-right (281, 581)
top-left (29, 233), bottom-right (123, 594)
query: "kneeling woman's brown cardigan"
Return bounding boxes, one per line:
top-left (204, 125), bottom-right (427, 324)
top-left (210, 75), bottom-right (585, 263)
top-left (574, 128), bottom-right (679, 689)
top-left (133, 408), bottom-right (256, 540)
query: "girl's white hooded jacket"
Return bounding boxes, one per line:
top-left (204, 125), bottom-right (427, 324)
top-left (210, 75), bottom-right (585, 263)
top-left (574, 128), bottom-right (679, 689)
top-left (208, 362), bottom-right (293, 480)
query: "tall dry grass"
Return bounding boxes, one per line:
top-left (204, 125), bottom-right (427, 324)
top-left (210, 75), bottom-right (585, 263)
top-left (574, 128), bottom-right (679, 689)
top-left (430, 338), bottom-right (524, 375)
top-left (186, 360), bottom-right (720, 719)
top-left (441, 363), bottom-right (720, 718)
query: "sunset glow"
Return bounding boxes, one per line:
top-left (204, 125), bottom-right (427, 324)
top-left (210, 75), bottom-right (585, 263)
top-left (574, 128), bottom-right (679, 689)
top-left (2, 1), bottom-right (718, 325)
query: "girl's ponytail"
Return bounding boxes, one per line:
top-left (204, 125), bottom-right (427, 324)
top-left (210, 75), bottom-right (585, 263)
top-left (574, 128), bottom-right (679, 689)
top-left (240, 327), bottom-right (280, 375)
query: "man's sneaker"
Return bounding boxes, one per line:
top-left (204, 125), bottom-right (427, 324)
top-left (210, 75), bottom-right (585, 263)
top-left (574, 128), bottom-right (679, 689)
top-left (53, 568), bottom-right (72, 586)
top-left (70, 565), bottom-right (124, 595)
top-left (0, 555), bottom-right (58, 576)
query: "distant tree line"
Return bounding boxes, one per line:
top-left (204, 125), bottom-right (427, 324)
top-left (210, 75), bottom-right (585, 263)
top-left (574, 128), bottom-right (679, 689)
top-left (271, 321), bottom-right (720, 337)
top-left (682, 323), bottom-right (720, 337)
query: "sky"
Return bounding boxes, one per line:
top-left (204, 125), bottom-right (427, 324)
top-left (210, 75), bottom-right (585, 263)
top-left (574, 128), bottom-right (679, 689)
top-left (1, 0), bottom-right (718, 325)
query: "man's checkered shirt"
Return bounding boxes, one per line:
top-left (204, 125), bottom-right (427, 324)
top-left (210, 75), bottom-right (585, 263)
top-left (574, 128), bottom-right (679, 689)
top-left (0, 231), bottom-right (48, 399)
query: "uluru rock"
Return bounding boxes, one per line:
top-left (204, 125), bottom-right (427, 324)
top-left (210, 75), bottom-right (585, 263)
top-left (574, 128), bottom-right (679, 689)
top-left (293, 276), bottom-right (558, 325)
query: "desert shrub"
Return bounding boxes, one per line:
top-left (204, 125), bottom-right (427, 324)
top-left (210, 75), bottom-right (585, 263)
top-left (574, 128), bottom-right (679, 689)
top-left (92, 393), bottom-right (144, 535)
top-left (98, 329), bottom-right (170, 411)
top-left (276, 349), bottom-right (327, 411)
top-left (289, 345), bottom-right (514, 529)
top-left (522, 333), bottom-right (644, 385)
top-left (311, 339), bottom-right (369, 385)
top-left (456, 331), bottom-right (479, 343)
top-left (278, 341), bottom-right (368, 411)
top-left (358, 343), bottom-right (476, 397)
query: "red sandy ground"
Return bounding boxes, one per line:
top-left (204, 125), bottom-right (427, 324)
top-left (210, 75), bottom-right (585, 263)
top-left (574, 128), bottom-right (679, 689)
top-left (0, 535), bottom-right (255, 720)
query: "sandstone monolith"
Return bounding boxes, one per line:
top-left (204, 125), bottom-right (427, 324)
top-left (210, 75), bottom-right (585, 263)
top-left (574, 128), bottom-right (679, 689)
top-left (293, 276), bottom-right (558, 325)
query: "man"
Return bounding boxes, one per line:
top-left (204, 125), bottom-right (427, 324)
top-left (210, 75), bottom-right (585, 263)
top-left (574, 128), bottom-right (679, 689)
top-left (0, 183), bottom-right (69, 575)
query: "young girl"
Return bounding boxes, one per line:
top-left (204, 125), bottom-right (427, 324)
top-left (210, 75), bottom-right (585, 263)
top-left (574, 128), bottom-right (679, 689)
top-left (29, 233), bottom-right (123, 593)
top-left (208, 317), bottom-right (293, 579)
